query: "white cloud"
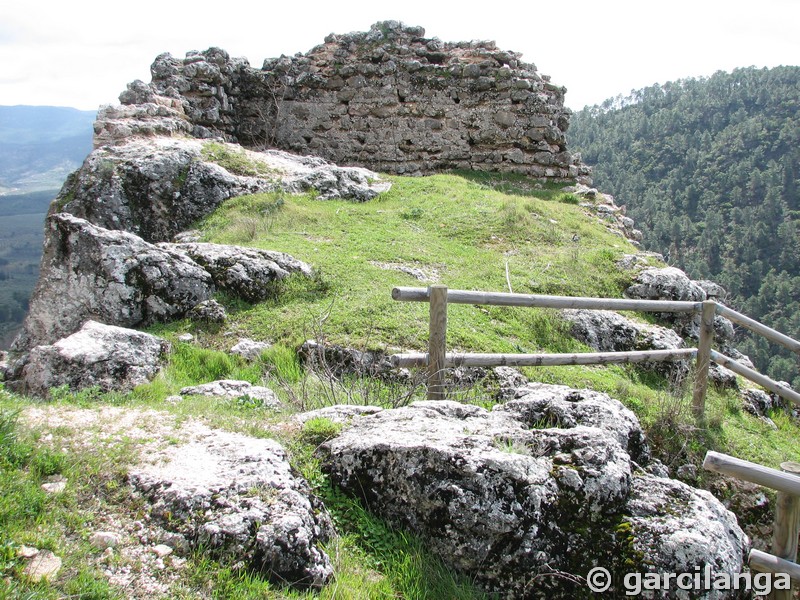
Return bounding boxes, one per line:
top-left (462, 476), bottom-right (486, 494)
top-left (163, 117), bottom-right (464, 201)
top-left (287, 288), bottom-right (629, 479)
top-left (0, 0), bottom-right (797, 109)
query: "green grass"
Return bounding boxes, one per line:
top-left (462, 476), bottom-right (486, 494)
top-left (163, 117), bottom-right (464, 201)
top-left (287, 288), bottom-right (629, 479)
top-left (191, 173), bottom-right (634, 354)
top-left (0, 392), bottom-right (125, 599)
top-left (5, 170), bottom-right (800, 597)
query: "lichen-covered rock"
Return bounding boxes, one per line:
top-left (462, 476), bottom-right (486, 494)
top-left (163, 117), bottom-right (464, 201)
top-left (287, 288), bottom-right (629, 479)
top-left (492, 366), bottom-right (530, 400)
top-left (15, 321), bottom-right (169, 397)
top-left (294, 404), bottom-right (384, 425)
top-left (167, 242), bottom-right (312, 302)
top-left (562, 309), bottom-right (638, 353)
top-left (320, 390), bottom-right (747, 598)
top-left (12, 214), bottom-right (213, 350)
top-left (259, 150), bottom-right (392, 201)
top-left (562, 309), bottom-right (690, 380)
top-left (187, 299), bottom-right (228, 323)
top-left (179, 379), bottom-right (280, 408)
top-left (626, 267), bottom-right (707, 304)
top-left (56, 138), bottom-right (389, 244)
top-left (498, 382), bottom-right (649, 463)
top-left (100, 22), bottom-right (590, 181)
top-left (128, 428), bottom-right (333, 589)
top-left (322, 401), bottom-right (629, 597)
top-left (624, 475), bottom-right (749, 598)
top-left (56, 138), bottom-right (271, 243)
top-left (741, 388), bottom-right (784, 417)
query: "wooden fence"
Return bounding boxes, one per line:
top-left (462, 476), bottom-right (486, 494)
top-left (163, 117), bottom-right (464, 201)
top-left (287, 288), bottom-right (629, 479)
top-left (390, 285), bottom-right (800, 417)
top-left (704, 451), bottom-right (800, 599)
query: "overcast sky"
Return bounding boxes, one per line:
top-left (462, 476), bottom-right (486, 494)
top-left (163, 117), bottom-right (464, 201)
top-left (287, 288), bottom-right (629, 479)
top-left (1, 0), bottom-right (798, 112)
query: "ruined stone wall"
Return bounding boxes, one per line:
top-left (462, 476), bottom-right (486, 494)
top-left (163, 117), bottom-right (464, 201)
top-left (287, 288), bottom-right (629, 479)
top-left (96, 21), bottom-right (590, 181)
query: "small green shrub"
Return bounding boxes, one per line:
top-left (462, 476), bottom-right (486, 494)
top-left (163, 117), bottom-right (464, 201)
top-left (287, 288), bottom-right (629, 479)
top-left (201, 142), bottom-right (277, 178)
top-left (401, 206), bottom-right (425, 220)
top-left (557, 192), bottom-right (580, 204)
top-left (300, 417), bottom-right (343, 446)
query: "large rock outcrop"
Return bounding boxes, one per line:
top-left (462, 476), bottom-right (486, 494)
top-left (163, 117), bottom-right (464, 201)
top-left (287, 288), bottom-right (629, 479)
top-left (95, 21), bottom-right (591, 181)
top-left (320, 386), bottom-right (748, 598)
top-left (625, 267), bottom-right (735, 343)
top-left (55, 137), bottom-right (389, 243)
top-left (562, 308), bottom-right (691, 380)
top-left (169, 242), bottom-right (312, 302)
top-left (10, 212), bottom-right (314, 358)
top-left (13, 213), bottom-right (214, 351)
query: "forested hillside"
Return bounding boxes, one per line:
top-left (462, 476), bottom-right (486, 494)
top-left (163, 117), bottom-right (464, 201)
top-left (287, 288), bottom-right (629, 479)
top-left (568, 66), bottom-right (800, 386)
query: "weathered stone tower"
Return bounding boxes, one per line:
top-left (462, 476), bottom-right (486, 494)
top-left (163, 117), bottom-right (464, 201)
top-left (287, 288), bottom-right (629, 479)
top-left (95, 21), bottom-right (590, 182)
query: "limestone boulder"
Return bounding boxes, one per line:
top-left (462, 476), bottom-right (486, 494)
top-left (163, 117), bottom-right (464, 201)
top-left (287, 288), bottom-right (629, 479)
top-left (625, 267), bottom-right (735, 343)
top-left (562, 309), bottom-right (689, 380)
top-left (167, 242), bottom-right (312, 302)
top-left (625, 475), bottom-right (751, 593)
top-left (625, 267), bottom-right (707, 303)
top-left (16, 321), bottom-right (169, 397)
top-left (562, 309), bottom-right (638, 353)
top-left (294, 404), bottom-right (384, 426)
top-left (499, 383), bottom-right (649, 463)
top-left (320, 389), bottom-right (747, 598)
top-left (187, 299), bottom-right (227, 323)
top-left (230, 338), bottom-right (272, 361)
top-left (179, 379), bottom-right (280, 408)
top-left (128, 428), bottom-right (333, 589)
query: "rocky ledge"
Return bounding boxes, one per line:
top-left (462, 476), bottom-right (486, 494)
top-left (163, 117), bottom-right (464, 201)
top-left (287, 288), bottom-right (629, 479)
top-left (56, 137), bottom-right (390, 243)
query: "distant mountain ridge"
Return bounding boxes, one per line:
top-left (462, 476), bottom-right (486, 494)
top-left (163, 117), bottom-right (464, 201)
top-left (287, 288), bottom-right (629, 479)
top-left (0, 105), bottom-right (95, 194)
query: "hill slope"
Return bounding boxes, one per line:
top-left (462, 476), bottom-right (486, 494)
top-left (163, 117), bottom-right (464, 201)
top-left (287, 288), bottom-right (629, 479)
top-left (4, 168), bottom-right (798, 599)
top-left (568, 66), bottom-right (800, 386)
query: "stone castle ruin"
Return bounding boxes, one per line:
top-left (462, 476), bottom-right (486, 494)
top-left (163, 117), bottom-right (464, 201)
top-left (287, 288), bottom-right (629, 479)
top-left (95, 20), bottom-right (590, 181)
top-left (1, 22), bottom-right (755, 599)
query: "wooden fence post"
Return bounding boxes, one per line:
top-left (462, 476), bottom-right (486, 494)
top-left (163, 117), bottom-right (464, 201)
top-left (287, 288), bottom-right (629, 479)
top-left (428, 285), bottom-right (448, 400)
top-left (692, 300), bottom-right (717, 422)
top-left (770, 461), bottom-right (800, 600)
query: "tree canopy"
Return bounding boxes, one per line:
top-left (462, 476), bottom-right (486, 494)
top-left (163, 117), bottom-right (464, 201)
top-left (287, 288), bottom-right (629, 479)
top-left (569, 66), bottom-right (800, 386)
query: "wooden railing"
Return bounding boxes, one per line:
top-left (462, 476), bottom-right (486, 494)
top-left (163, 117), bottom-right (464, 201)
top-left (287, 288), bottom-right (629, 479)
top-left (390, 285), bottom-right (800, 417)
top-left (704, 452), bottom-right (800, 598)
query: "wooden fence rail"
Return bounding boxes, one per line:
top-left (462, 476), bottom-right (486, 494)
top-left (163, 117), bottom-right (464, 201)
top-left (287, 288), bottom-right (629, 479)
top-left (390, 285), bottom-right (800, 418)
top-left (704, 451), bottom-right (800, 599)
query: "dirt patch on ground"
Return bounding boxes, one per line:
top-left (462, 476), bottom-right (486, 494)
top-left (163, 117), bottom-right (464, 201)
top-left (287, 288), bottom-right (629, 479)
top-left (19, 405), bottom-right (223, 598)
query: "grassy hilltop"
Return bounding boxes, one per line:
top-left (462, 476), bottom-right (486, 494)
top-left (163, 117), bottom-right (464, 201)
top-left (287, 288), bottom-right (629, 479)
top-left (2, 171), bottom-right (800, 598)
